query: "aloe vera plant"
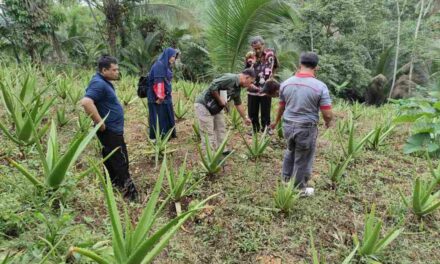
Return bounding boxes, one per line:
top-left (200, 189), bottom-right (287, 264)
top-left (69, 158), bottom-right (215, 264)
top-left (0, 78), bottom-right (54, 146)
top-left (227, 107), bottom-right (242, 129)
top-left (367, 124), bottom-right (395, 150)
top-left (242, 128), bottom-right (271, 160)
top-left (192, 120), bottom-right (201, 140)
top-left (56, 107), bottom-right (70, 127)
top-left (7, 118), bottom-right (104, 189)
top-left (276, 120), bottom-right (283, 139)
top-left (67, 86), bottom-right (83, 106)
top-left (197, 132), bottom-right (233, 175)
top-left (166, 154), bottom-right (203, 215)
top-left (147, 119), bottom-right (176, 168)
top-left (328, 155), bottom-right (352, 185)
top-left (338, 119), bottom-right (374, 159)
top-left (400, 177), bottom-right (440, 217)
top-left (309, 231), bottom-right (358, 264)
top-left (174, 97), bottom-right (189, 120)
top-left (119, 90), bottom-right (137, 106)
top-left (353, 204), bottom-right (403, 260)
top-left (77, 112), bottom-right (92, 132)
top-left (273, 180), bottom-right (300, 214)
top-left (55, 77), bottom-right (71, 100)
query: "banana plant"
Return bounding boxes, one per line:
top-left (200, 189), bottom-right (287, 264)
top-left (165, 154), bottom-right (203, 215)
top-left (353, 204), bottom-right (403, 260)
top-left (69, 158), bottom-right (216, 264)
top-left (273, 180), bottom-right (300, 215)
top-left (400, 177), bottom-right (440, 217)
top-left (0, 81), bottom-right (54, 146)
top-left (367, 124), bottom-right (395, 150)
top-left (56, 107), bottom-right (70, 127)
top-left (174, 97), bottom-right (190, 120)
top-left (146, 119), bottom-right (176, 168)
top-left (328, 155), bottom-right (352, 186)
top-left (241, 128), bottom-right (271, 160)
top-left (197, 131), bottom-right (233, 176)
top-left (227, 107), bottom-right (242, 129)
top-left (6, 118), bottom-right (104, 189)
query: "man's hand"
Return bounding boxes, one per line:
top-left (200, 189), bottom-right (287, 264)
top-left (99, 123), bottom-right (106, 132)
top-left (244, 117), bottom-right (252, 126)
top-left (156, 98), bottom-right (164, 104)
top-left (324, 121), bottom-right (332, 129)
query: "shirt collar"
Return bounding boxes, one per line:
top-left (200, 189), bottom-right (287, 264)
top-left (295, 72), bottom-right (315, 78)
top-left (96, 73), bottom-right (115, 88)
top-left (235, 74), bottom-right (240, 87)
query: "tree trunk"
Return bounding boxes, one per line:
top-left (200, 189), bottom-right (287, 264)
top-left (389, 0), bottom-right (402, 99)
top-left (408, 0), bottom-right (425, 96)
top-left (51, 30), bottom-right (65, 64)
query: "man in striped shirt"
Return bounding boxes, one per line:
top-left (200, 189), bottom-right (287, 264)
top-left (270, 52), bottom-right (333, 196)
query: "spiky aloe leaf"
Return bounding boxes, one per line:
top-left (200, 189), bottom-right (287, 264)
top-left (69, 247), bottom-right (110, 264)
top-left (92, 162), bottom-right (126, 262)
top-left (46, 119), bottom-right (104, 188)
top-left (6, 158), bottom-right (43, 188)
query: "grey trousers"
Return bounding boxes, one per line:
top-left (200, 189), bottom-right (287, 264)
top-left (282, 122), bottom-right (318, 188)
top-left (194, 103), bottom-right (227, 152)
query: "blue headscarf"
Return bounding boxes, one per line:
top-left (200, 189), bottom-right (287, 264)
top-left (153, 47), bottom-right (177, 81)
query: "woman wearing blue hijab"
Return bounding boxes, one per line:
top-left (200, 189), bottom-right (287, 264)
top-left (147, 47), bottom-right (178, 139)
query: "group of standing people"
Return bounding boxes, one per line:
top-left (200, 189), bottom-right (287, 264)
top-left (80, 36), bottom-right (333, 201)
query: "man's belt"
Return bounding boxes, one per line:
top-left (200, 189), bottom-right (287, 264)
top-left (283, 119), bottom-right (317, 127)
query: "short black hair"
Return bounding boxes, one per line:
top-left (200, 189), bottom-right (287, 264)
top-left (98, 55), bottom-right (118, 72)
top-left (242, 68), bottom-right (256, 79)
top-left (300, 52), bottom-right (319, 69)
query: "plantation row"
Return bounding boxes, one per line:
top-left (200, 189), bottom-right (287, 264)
top-left (0, 66), bottom-right (439, 263)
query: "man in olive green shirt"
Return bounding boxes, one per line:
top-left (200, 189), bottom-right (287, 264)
top-left (195, 69), bottom-right (255, 152)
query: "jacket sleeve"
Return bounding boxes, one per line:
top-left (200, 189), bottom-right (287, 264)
top-left (153, 77), bottom-right (165, 100)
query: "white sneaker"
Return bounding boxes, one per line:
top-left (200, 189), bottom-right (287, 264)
top-left (300, 187), bottom-right (314, 197)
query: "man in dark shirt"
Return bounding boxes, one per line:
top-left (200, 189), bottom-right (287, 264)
top-left (246, 36), bottom-right (278, 134)
top-left (194, 69), bottom-right (255, 152)
top-left (80, 55), bottom-right (138, 201)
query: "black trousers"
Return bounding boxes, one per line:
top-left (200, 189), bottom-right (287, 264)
top-left (248, 94), bottom-right (272, 132)
top-left (97, 130), bottom-right (137, 199)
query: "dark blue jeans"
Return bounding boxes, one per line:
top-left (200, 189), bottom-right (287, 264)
top-left (282, 122), bottom-right (318, 188)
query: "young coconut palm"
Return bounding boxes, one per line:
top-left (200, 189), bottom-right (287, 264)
top-left (353, 204), bottom-right (403, 261)
top-left (69, 158), bottom-right (216, 264)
